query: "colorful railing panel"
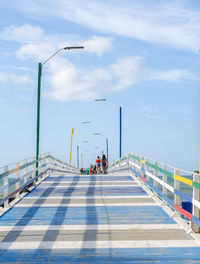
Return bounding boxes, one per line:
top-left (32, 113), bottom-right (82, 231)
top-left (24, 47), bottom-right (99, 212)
top-left (109, 153), bottom-right (200, 233)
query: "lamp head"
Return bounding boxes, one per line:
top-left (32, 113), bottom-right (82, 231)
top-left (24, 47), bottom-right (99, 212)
top-left (64, 46), bottom-right (84, 50)
top-left (95, 99), bottom-right (106, 102)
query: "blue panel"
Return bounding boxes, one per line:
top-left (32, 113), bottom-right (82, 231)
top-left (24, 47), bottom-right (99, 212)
top-left (0, 248), bottom-right (200, 263)
top-left (182, 201), bottom-right (192, 213)
top-left (0, 206), bottom-right (175, 226)
top-left (130, 168), bottom-right (141, 177)
top-left (174, 189), bottom-right (192, 202)
top-left (146, 181), bottom-right (174, 208)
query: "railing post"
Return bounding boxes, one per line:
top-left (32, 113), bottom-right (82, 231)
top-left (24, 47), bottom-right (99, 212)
top-left (33, 157), bottom-right (36, 185)
top-left (192, 173), bottom-right (200, 233)
top-left (126, 154), bottom-right (129, 170)
top-left (137, 155), bottom-right (140, 176)
top-left (146, 158), bottom-right (149, 181)
top-left (3, 166), bottom-right (9, 208)
top-left (174, 169), bottom-right (180, 208)
top-left (15, 163), bottom-right (20, 199)
top-left (154, 161), bottom-right (158, 187)
top-left (46, 155), bottom-right (50, 176)
top-left (42, 154), bottom-right (46, 177)
top-left (38, 155), bottom-right (41, 179)
top-left (141, 156), bottom-right (145, 180)
top-left (23, 160), bottom-right (27, 187)
top-left (162, 164), bottom-right (168, 195)
top-left (130, 154), bottom-right (133, 171)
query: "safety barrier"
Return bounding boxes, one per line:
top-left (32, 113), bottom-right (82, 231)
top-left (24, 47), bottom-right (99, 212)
top-left (0, 154), bottom-right (79, 213)
top-left (109, 153), bottom-right (200, 233)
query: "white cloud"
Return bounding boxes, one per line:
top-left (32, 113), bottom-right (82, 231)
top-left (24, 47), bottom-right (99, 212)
top-left (144, 114), bottom-right (162, 119)
top-left (0, 24), bottom-right (43, 43)
top-left (109, 56), bottom-right (145, 91)
top-left (0, 24), bottom-right (113, 58)
top-left (0, 23), bottom-right (194, 101)
top-left (45, 56), bottom-right (143, 101)
top-left (81, 35), bottom-right (112, 56)
top-left (148, 69), bottom-right (193, 82)
top-left (9, 0), bottom-right (200, 52)
top-left (17, 42), bottom-right (54, 61)
top-left (0, 72), bottom-right (31, 84)
top-left (140, 106), bottom-right (158, 113)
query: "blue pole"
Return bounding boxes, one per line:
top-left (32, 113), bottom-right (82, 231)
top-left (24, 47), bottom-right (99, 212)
top-left (106, 138), bottom-right (108, 163)
top-left (119, 106), bottom-right (122, 158)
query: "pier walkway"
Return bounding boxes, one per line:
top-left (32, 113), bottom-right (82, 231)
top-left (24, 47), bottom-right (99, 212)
top-left (0, 171), bottom-right (200, 263)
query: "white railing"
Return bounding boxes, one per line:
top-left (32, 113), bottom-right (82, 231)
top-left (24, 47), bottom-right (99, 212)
top-left (0, 153), bottom-right (79, 213)
top-left (109, 153), bottom-right (200, 233)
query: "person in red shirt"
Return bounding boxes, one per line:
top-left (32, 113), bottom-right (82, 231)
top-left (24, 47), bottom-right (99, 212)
top-left (89, 165), bottom-right (93, 175)
top-left (96, 156), bottom-right (101, 174)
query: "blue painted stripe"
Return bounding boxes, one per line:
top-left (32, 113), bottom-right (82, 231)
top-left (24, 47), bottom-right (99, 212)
top-left (130, 168), bottom-right (174, 208)
top-left (145, 181), bottom-right (174, 208)
top-left (0, 248), bottom-right (200, 263)
top-left (192, 215), bottom-right (200, 227)
top-left (8, 177), bottom-right (20, 187)
top-left (174, 189), bottom-right (192, 202)
top-left (44, 176), bottom-right (134, 182)
top-left (0, 206), bottom-right (175, 226)
top-left (28, 186), bottom-right (147, 197)
top-left (0, 195), bottom-right (9, 206)
top-left (130, 168), bottom-right (141, 178)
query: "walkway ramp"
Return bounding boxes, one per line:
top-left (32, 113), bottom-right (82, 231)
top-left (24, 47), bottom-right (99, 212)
top-left (0, 171), bottom-right (199, 263)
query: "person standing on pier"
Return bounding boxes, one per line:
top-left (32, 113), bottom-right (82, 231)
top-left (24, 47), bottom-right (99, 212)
top-left (96, 156), bottom-right (101, 174)
top-left (102, 154), bottom-right (107, 174)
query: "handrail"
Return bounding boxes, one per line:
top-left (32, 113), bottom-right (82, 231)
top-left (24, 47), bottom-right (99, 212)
top-left (109, 153), bottom-right (200, 233)
top-left (0, 153), bottom-right (80, 214)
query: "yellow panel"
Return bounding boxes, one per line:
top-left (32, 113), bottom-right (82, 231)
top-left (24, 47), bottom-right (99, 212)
top-left (174, 174), bottom-right (193, 186)
top-left (8, 164), bottom-right (20, 175)
top-left (141, 160), bottom-right (146, 164)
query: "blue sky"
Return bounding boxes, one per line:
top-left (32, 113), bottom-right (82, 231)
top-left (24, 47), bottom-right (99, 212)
top-left (0, 0), bottom-right (199, 170)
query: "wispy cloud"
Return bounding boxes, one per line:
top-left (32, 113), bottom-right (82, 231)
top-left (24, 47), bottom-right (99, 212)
top-left (0, 24), bottom-right (113, 58)
top-left (0, 72), bottom-right (31, 84)
top-left (0, 23), bottom-right (195, 101)
top-left (148, 69), bottom-right (194, 82)
top-left (144, 114), bottom-right (163, 119)
top-left (7, 0), bottom-right (200, 52)
top-left (0, 24), bottom-right (43, 43)
top-left (44, 56), bottom-right (145, 101)
top-left (0, 65), bottom-right (35, 72)
top-left (140, 105), bottom-right (165, 119)
top-left (140, 106), bottom-right (158, 113)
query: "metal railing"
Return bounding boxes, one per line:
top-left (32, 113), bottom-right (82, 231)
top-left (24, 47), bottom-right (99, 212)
top-left (109, 153), bottom-right (200, 233)
top-left (0, 154), bottom-right (79, 212)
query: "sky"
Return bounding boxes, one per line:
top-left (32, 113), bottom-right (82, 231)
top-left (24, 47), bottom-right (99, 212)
top-left (0, 0), bottom-right (199, 171)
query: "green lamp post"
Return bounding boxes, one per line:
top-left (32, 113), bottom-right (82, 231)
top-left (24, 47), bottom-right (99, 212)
top-left (36, 46), bottom-right (84, 175)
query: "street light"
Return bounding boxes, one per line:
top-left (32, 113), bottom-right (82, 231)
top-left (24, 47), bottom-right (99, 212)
top-left (95, 98), bottom-right (122, 158)
top-left (70, 121), bottom-right (91, 166)
top-left (82, 121), bottom-right (92, 124)
top-left (36, 46), bottom-right (84, 174)
top-left (93, 133), bottom-right (109, 163)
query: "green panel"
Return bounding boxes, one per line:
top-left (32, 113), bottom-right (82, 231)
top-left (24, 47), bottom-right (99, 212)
top-left (193, 181), bottom-right (200, 190)
top-left (145, 161), bottom-right (174, 179)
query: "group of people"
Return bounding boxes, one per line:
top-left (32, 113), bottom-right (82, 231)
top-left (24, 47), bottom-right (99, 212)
top-left (89, 154), bottom-right (108, 175)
